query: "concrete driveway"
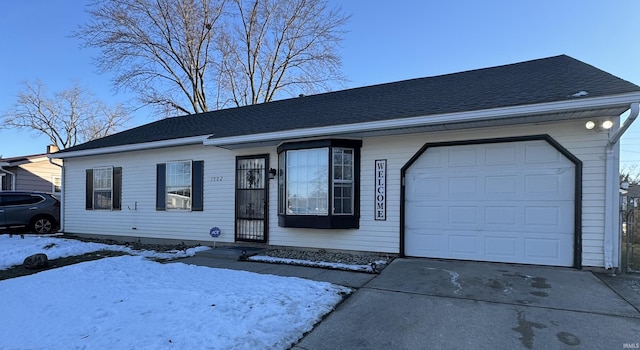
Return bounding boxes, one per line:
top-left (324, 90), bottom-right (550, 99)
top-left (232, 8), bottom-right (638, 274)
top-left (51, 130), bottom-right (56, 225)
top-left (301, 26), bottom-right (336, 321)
top-left (293, 258), bottom-right (640, 350)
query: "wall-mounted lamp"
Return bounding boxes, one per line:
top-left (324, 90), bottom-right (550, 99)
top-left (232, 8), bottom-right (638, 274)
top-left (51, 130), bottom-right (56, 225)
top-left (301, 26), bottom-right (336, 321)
top-left (585, 120), bottom-right (613, 131)
top-left (268, 168), bottom-right (277, 180)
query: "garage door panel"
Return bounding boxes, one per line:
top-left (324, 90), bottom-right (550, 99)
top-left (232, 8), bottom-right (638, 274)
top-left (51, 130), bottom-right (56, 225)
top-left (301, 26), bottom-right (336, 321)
top-left (524, 238), bottom-right (561, 259)
top-left (485, 206), bottom-right (517, 225)
top-left (448, 206), bottom-right (478, 224)
top-left (485, 236), bottom-right (517, 257)
top-left (486, 145), bottom-right (518, 165)
top-left (404, 205), bottom-right (442, 226)
top-left (405, 140), bottom-right (575, 267)
top-left (406, 176), bottom-right (443, 198)
top-left (449, 177), bottom-right (478, 195)
top-left (448, 148), bottom-right (479, 167)
top-left (448, 235), bottom-right (479, 254)
top-left (524, 201), bottom-right (574, 232)
top-left (405, 229), bottom-right (446, 254)
top-left (525, 143), bottom-right (564, 163)
top-left (485, 175), bottom-right (518, 195)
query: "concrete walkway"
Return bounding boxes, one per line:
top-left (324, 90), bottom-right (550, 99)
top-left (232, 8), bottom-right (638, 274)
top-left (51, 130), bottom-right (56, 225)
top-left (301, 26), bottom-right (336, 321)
top-left (177, 248), bottom-right (376, 288)
top-left (177, 250), bottom-right (640, 349)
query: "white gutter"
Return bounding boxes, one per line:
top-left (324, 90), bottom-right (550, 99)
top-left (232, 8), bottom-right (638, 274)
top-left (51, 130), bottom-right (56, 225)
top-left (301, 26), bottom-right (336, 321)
top-left (204, 92), bottom-right (640, 146)
top-left (0, 162), bottom-right (17, 191)
top-left (48, 157), bottom-right (64, 232)
top-left (51, 135), bottom-right (211, 159)
top-left (603, 102), bottom-right (639, 270)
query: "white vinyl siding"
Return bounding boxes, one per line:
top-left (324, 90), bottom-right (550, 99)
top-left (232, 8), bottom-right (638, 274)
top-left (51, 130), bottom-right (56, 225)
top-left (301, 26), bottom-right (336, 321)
top-left (64, 145), bottom-right (235, 242)
top-left (61, 118), bottom-right (614, 267)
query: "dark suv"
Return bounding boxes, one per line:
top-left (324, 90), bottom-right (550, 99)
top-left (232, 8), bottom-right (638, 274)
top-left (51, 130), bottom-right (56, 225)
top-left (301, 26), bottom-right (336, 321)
top-left (0, 191), bottom-right (60, 234)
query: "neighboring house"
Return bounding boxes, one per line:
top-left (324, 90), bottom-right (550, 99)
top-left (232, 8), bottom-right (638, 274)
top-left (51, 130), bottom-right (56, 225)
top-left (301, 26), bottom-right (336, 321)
top-left (53, 55), bottom-right (640, 270)
top-left (1, 146), bottom-right (62, 195)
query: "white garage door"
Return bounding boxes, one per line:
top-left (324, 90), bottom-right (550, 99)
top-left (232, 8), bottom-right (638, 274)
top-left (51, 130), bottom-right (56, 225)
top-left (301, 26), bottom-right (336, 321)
top-left (404, 140), bottom-right (575, 267)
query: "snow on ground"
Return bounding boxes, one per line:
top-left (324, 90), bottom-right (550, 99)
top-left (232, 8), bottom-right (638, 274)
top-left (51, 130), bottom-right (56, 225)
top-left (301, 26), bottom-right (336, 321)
top-left (248, 255), bottom-right (387, 273)
top-left (0, 234), bottom-right (209, 270)
top-left (0, 235), bottom-right (352, 349)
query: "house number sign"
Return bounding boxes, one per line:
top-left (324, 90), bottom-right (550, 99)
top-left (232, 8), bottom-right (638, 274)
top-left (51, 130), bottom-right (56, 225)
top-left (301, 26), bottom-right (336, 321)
top-left (375, 159), bottom-right (386, 221)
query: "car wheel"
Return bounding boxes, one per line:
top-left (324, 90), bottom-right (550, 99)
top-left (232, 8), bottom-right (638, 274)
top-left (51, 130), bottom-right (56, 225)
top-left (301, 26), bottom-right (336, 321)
top-left (31, 217), bottom-right (54, 234)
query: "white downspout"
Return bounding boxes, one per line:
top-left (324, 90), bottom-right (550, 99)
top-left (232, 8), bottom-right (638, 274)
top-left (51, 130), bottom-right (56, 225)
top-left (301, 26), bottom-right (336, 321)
top-left (0, 163), bottom-right (17, 190)
top-left (49, 157), bottom-right (64, 233)
top-left (604, 102), bottom-right (639, 269)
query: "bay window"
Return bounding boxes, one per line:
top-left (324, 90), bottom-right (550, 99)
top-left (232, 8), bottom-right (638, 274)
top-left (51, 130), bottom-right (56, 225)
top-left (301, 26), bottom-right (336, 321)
top-left (277, 139), bottom-right (361, 229)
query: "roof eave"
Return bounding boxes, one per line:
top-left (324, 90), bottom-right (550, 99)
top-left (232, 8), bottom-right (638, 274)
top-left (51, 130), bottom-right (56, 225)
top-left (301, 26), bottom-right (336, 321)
top-left (52, 135), bottom-right (212, 159)
top-left (204, 91), bottom-right (640, 148)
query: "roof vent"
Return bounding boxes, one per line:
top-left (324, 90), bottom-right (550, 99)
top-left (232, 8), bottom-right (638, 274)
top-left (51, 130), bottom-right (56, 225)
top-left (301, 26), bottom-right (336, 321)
top-left (298, 94), bottom-right (305, 98)
top-left (571, 91), bottom-right (589, 97)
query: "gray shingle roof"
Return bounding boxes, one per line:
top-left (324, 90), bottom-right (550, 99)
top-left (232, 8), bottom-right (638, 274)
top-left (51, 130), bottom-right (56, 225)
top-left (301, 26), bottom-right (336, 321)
top-left (60, 55), bottom-right (640, 153)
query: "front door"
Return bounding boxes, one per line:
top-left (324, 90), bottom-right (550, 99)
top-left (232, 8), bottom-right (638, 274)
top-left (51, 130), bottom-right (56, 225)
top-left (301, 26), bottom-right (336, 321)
top-left (235, 155), bottom-right (269, 242)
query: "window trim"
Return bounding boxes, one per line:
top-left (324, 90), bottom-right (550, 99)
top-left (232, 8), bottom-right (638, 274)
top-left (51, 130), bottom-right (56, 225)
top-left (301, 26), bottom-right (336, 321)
top-left (277, 139), bottom-right (362, 229)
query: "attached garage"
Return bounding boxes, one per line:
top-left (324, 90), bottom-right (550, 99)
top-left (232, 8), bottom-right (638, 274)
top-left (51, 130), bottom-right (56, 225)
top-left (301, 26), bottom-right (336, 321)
top-left (402, 136), bottom-right (581, 267)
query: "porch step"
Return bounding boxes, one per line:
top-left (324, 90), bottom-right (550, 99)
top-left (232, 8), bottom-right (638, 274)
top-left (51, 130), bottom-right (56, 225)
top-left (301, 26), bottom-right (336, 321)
top-left (196, 246), bottom-right (267, 260)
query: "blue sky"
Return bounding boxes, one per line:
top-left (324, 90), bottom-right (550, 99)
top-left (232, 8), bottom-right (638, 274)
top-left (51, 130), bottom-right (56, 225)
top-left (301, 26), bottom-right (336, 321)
top-left (1, 1), bottom-right (640, 167)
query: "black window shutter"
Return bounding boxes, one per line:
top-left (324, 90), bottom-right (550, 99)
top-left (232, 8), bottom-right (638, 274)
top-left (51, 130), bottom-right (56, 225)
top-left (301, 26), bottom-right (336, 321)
top-left (85, 169), bottom-right (93, 210)
top-left (113, 167), bottom-right (122, 210)
top-left (192, 160), bottom-right (204, 211)
top-left (156, 163), bottom-right (166, 210)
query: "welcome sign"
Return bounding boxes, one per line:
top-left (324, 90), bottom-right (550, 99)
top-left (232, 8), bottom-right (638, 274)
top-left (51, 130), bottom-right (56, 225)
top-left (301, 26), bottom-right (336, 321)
top-left (375, 159), bottom-right (386, 221)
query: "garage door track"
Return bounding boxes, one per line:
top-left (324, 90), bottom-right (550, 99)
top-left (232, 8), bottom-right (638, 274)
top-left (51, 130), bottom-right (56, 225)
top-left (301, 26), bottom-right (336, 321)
top-left (293, 259), bottom-right (640, 350)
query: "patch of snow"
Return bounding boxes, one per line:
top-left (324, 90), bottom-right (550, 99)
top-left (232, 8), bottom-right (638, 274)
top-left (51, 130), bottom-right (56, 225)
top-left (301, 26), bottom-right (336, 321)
top-left (248, 255), bottom-right (386, 273)
top-left (0, 234), bottom-right (210, 270)
top-left (0, 255), bottom-right (351, 349)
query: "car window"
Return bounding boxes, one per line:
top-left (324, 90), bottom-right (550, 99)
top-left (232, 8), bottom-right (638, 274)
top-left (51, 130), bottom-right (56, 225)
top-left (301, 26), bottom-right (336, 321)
top-left (0, 194), bottom-right (44, 206)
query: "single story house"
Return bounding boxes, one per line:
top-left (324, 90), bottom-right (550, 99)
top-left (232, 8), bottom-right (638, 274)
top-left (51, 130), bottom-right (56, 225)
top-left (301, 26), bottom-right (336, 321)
top-left (1, 146), bottom-right (62, 195)
top-left (53, 55), bottom-right (640, 270)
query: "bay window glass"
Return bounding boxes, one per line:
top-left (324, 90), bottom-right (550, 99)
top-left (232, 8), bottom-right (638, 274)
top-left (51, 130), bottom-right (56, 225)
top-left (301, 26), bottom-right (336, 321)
top-left (277, 139), bottom-right (361, 229)
top-left (333, 148), bottom-right (353, 215)
top-left (286, 148), bottom-right (328, 215)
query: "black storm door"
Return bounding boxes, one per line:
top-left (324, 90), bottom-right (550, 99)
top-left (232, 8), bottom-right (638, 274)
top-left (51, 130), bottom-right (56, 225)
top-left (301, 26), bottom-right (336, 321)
top-left (235, 155), bottom-right (268, 242)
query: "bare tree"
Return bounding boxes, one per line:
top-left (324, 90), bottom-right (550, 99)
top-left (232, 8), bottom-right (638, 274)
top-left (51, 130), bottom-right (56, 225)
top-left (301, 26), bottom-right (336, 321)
top-left (218, 0), bottom-right (349, 107)
top-left (2, 81), bottom-right (130, 149)
top-left (77, 0), bottom-right (225, 115)
top-left (621, 164), bottom-right (640, 185)
top-left (76, 0), bottom-right (348, 115)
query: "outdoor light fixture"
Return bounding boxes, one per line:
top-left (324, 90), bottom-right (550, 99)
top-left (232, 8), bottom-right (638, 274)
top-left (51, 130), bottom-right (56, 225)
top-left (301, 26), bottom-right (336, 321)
top-left (268, 168), bottom-right (277, 179)
top-left (585, 121), bottom-right (596, 130)
top-left (585, 120), bottom-right (613, 130)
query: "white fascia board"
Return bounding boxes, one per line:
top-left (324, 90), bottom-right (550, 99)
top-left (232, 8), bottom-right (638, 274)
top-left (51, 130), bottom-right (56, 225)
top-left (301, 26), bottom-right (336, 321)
top-left (52, 135), bottom-right (212, 159)
top-left (204, 92), bottom-right (640, 146)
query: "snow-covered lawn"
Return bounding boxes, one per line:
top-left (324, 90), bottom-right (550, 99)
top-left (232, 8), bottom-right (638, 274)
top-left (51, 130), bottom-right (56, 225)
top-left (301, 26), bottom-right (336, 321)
top-left (0, 234), bottom-right (209, 270)
top-left (0, 235), bottom-right (351, 349)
